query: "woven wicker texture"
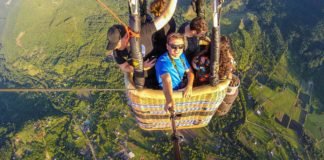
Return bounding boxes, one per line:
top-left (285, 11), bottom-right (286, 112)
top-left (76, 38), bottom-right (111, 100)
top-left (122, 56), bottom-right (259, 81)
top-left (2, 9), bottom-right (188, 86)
top-left (125, 74), bottom-right (230, 130)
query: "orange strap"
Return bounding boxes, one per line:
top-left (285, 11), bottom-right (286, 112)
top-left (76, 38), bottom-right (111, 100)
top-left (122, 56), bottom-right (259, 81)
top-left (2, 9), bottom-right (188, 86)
top-left (96, 0), bottom-right (140, 38)
top-left (126, 26), bottom-right (140, 38)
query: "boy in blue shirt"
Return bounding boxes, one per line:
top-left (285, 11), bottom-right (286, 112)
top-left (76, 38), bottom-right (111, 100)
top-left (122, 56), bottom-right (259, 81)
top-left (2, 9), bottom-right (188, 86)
top-left (155, 33), bottom-right (195, 111)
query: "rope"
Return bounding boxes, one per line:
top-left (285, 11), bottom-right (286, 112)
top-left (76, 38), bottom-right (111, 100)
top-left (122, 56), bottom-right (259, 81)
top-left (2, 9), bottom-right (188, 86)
top-left (0, 88), bottom-right (136, 93)
top-left (126, 26), bottom-right (140, 38)
top-left (96, 0), bottom-right (128, 27)
top-left (96, 0), bottom-right (140, 38)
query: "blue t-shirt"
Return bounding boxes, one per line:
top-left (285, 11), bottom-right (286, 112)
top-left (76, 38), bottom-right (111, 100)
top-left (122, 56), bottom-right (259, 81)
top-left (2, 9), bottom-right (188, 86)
top-left (155, 52), bottom-right (191, 90)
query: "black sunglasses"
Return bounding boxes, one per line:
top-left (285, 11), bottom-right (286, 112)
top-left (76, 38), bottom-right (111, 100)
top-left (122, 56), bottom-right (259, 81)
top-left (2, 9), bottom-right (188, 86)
top-left (169, 44), bottom-right (184, 50)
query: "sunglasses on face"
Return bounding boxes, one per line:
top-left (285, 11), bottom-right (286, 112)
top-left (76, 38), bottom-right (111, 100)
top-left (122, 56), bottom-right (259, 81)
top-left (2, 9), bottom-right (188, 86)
top-left (169, 44), bottom-right (185, 50)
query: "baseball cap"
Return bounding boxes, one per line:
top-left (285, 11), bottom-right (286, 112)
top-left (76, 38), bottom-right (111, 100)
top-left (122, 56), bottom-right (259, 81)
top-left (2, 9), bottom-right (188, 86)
top-left (106, 25), bottom-right (127, 50)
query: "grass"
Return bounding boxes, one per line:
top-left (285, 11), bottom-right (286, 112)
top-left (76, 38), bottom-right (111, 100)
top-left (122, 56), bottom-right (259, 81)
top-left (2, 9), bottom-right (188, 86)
top-left (249, 82), bottom-right (276, 101)
top-left (127, 141), bottom-right (159, 159)
top-left (2, 0), bottom-right (125, 81)
top-left (15, 122), bottom-right (44, 147)
top-left (127, 128), bottom-right (168, 159)
top-left (318, 140), bottom-right (324, 151)
top-left (239, 122), bottom-right (279, 159)
top-left (304, 113), bottom-right (324, 141)
top-left (242, 111), bottom-right (303, 159)
top-left (248, 83), bottom-right (303, 150)
top-left (221, 0), bottom-right (248, 34)
top-left (249, 53), bottom-right (302, 120)
top-left (251, 53), bottom-right (324, 153)
top-left (249, 82), bottom-right (300, 121)
top-left (14, 116), bottom-right (69, 159)
top-left (72, 124), bottom-right (87, 149)
top-left (12, 61), bottom-right (43, 76)
top-left (268, 89), bottom-right (300, 120)
top-left (246, 112), bottom-right (300, 146)
top-left (270, 54), bottom-right (299, 87)
top-left (223, 0), bottom-right (245, 13)
top-left (246, 123), bottom-right (272, 143)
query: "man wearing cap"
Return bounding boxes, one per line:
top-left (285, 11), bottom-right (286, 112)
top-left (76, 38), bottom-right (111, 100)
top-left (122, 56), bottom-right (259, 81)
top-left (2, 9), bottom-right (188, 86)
top-left (106, 0), bottom-right (177, 73)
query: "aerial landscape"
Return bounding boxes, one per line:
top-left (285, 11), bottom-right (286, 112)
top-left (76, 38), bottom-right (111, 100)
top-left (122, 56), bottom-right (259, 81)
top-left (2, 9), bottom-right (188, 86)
top-left (0, 0), bottom-right (323, 159)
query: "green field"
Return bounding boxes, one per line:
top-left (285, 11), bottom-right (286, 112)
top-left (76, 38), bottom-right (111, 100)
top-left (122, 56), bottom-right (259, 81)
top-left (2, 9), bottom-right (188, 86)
top-left (319, 141), bottom-right (324, 151)
top-left (246, 67), bottom-right (324, 155)
top-left (240, 111), bottom-right (303, 159)
top-left (270, 54), bottom-right (299, 87)
top-left (248, 52), bottom-right (302, 121)
top-left (246, 112), bottom-right (300, 147)
top-left (2, 0), bottom-right (127, 84)
top-left (305, 113), bottom-right (324, 142)
top-left (239, 124), bottom-right (272, 158)
top-left (14, 116), bottom-right (71, 159)
top-left (249, 82), bottom-right (300, 121)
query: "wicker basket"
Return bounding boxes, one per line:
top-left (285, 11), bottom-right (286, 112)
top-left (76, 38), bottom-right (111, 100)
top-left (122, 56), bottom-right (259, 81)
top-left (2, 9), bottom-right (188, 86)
top-left (125, 73), bottom-right (230, 130)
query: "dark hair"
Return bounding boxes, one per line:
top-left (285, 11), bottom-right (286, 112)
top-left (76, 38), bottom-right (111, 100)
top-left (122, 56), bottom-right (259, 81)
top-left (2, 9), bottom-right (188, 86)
top-left (190, 17), bottom-right (208, 34)
top-left (149, 0), bottom-right (167, 17)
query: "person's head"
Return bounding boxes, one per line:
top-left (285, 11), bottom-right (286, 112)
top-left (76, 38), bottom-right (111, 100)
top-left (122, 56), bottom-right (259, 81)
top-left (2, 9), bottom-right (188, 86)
top-left (149, 0), bottom-right (167, 17)
top-left (220, 36), bottom-right (230, 47)
top-left (219, 36), bottom-right (235, 76)
top-left (190, 17), bottom-right (208, 36)
top-left (220, 36), bottom-right (232, 56)
top-left (106, 25), bottom-right (129, 50)
top-left (166, 33), bottom-right (185, 59)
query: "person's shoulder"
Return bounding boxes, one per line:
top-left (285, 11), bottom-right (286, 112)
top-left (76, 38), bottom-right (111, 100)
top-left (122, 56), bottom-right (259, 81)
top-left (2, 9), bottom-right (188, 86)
top-left (167, 18), bottom-right (176, 31)
top-left (169, 18), bottom-right (176, 25)
top-left (178, 21), bottom-right (189, 33)
top-left (180, 53), bottom-right (187, 59)
top-left (181, 21), bottom-right (190, 26)
top-left (115, 48), bottom-right (129, 55)
top-left (142, 22), bottom-right (155, 27)
top-left (157, 52), bottom-right (168, 60)
top-left (142, 22), bottom-right (157, 32)
top-left (157, 53), bottom-right (170, 63)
